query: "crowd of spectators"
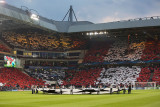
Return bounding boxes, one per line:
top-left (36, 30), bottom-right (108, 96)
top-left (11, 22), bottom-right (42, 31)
top-left (97, 66), bottom-right (141, 86)
top-left (136, 67), bottom-right (151, 82)
top-left (83, 38), bottom-right (146, 63)
top-left (1, 31), bottom-right (160, 88)
top-left (137, 66), bottom-right (160, 85)
top-left (62, 68), bottom-right (102, 87)
top-left (61, 65), bottom-right (160, 87)
top-left (2, 31), bottom-right (87, 51)
top-left (104, 39), bottom-right (145, 62)
top-left (83, 42), bottom-right (110, 63)
top-left (0, 68), bottom-right (45, 90)
top-left (24, 69), bottom-right (65, 81)
top-left (141, 40), bottom-right (160, 61)
top-left (152, 66), bottom-right (160, 85)
top-left (0, 42), bottom-right (10, 53)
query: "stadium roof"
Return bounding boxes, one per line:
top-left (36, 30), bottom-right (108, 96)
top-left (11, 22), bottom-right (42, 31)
top-left (0, 3), bottom-right (160, 33)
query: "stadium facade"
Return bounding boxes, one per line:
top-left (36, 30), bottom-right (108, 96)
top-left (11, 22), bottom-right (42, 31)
top-left (0, 3), bottom-right (160, 90)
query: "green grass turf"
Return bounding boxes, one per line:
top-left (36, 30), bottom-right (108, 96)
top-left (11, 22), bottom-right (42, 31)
top-left (0, 90), bottom-right (160, 107)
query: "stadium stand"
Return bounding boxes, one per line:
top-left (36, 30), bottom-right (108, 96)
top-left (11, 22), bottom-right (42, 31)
top-left (0, 42), bottom-right (10, 53)
top-left (136, 66), bottom-right (160, 85)
top-left (97, 66), bottom-right (141, 86)
top-left (83, 42), bottom-right (110, 63)
top-left (24, 69), bottom-right (65, 81)
top-left (0, 3), bottom-right (160, 93)
top-left (63, 68), bottom-right (102, 87)
top-left (104, 38), bottom-right (145, 62)
top-left (137, 67), bottom-right (151, 82)
top-left (2, 31), bottom-right (87, 51)
top-left (152, 66), bottom-right (160, 85)
top-left (141, 40), bottom-right (160, 61)
top-left (0, 68), bottom-right (45, 90)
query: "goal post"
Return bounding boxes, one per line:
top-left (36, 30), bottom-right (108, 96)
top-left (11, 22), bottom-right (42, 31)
top-left (133, 82), bottom-right (156, 90)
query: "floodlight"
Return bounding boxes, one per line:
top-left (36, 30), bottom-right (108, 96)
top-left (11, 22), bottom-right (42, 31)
top-left (90, 32), bottom-right (93, 35)
top-left (0, 0), bottom-right (5, 3)
top-left (99, 32), bottom-right (103, 34)
top-left (30, 14), bottom-right (39, 21)
top-left (94, 32), bottom-right (98, 35)
top-left (104, 32), bottom-right (106, 34)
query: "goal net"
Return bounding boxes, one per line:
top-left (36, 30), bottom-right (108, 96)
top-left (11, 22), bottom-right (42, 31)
top-left (133, 82), bottom-right (156, 90)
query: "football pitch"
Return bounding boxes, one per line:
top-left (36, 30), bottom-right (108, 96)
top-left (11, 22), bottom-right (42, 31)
top-left (0, 90), bottom-right (160, 107)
